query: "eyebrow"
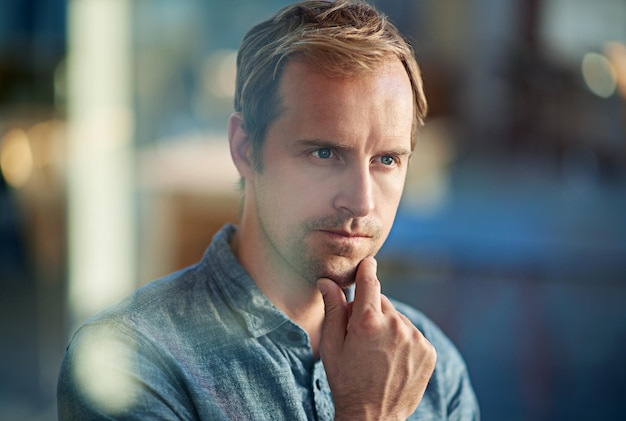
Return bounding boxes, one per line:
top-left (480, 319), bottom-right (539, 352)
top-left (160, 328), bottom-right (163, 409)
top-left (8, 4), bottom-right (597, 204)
top-left (295, 138), bottom-right (412, 157)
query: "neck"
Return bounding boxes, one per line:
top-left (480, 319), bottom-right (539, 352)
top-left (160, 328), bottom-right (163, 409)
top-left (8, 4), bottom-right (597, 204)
top-left (231, 223), bottom-right (325, 357)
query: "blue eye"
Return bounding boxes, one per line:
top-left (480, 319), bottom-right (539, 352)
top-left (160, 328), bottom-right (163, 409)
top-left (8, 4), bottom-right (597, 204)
top-left (313, 148), bottom-right (332, 159)
top-left (380, 156), bottom-right (395, 165)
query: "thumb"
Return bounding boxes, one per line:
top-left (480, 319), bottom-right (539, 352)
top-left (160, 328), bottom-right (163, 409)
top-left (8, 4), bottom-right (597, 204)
top-left (317, 278), bottom-right (348, 357)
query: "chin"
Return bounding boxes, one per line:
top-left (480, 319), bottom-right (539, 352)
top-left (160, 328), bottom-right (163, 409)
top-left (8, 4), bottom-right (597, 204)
top-left (334, 278), bottom-right (356, 290)
top-left (320, 264), bottom-right (358, 289)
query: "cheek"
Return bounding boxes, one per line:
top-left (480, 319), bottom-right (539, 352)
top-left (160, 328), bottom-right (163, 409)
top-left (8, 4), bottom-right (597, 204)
top-left (256, 168), bottom-right (329, 223)
top-left (379, 200), bottom-right (401, 232)
top-left (376, 175), bottom-right (406, 212)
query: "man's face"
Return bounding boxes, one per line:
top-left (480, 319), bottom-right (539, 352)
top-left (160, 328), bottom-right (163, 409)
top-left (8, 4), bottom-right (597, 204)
top-left (247, 58), bottom-right (414, 289)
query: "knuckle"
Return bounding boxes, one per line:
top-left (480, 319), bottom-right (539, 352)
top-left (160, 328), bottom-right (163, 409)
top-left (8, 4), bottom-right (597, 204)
top-left (419, 338), bottom-right (437, 369)
top-left (389, 314), bottom-right (406, 334)
top-left (410, 328), bottom-right (436, 355)
top-left (352, 308), bottom-right (383, 334)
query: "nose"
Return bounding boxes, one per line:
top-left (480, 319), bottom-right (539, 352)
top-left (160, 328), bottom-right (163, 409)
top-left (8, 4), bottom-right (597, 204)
top-left (333, 164), bottom-right (375, 217)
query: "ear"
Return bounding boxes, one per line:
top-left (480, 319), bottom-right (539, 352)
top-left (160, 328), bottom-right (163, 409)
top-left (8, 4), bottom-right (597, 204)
top-left (228, 112), bottom-right (255, 180)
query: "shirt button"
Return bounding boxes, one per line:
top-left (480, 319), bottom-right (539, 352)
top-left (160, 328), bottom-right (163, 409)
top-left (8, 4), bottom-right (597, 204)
top-left (287, 331), bottom-right (301, 342)
top-left (315, 379), bottom-right (322, 390)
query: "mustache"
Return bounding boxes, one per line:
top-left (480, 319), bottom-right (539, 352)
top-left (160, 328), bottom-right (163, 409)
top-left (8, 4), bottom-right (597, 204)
top-left (305, 214), bottom-right (382, 239)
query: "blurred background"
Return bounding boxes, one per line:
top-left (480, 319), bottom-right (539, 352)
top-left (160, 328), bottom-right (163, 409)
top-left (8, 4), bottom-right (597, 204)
top-left (0, 0), bottom-right (625, 419)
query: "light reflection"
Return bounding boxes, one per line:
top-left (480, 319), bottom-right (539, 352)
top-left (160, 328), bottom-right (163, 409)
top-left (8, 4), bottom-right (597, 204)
top-left (72, 325), bottom-right (138, 414)
top-left (203, 49), bottom-right (238, 98)
top-left (0, 129), bottom-right (34, 188)
top-left (605, 42), bottom-right (626, 99)
top-left (582, 52), bottom-right (617, 98)
top-left (402, 118), bottom-right (455, 215)
top-left (67, 0), bottom-right (135, 328)
top-left (27, 120), bottom-right (65, 172)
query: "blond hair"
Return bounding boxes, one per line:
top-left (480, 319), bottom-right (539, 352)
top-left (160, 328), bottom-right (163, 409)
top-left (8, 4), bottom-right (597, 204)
top-left (234, 0), bottom-right (427, 168)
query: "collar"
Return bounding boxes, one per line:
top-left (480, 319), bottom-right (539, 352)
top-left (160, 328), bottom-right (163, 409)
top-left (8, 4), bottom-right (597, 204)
top-left (201, 224), bottom-right (290, 338)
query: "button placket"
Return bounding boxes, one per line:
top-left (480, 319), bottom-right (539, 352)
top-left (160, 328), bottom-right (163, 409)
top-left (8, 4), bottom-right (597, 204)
top-left (312, 361), bottom-right (334, 420)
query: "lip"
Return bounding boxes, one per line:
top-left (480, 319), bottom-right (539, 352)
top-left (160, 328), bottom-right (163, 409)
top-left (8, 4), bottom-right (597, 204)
top-left (318, 229), bottom-right (370, 239)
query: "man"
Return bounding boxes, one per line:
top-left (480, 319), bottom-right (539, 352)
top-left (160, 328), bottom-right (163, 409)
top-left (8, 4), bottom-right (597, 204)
top-left (58, 1), bottom-right (479, 419)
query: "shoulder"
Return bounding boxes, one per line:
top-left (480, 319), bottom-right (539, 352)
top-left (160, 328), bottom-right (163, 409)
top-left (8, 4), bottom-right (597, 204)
top-left (390, 299), bottom-right (454, 349)
top-left (62, 264), bottom-right (212, 373)
top-left (57, 263), bottom-right (238, 419)
top-left (391, 299), bottom-right (481, 420)
top-left (390, 299), bottom-right (456, 355)
top-left (70, 260), bottom-right (243, 350)
top-left (85, 264), bottom-right (208, 329)
top-left (391, 299), bottom-right (468, 380)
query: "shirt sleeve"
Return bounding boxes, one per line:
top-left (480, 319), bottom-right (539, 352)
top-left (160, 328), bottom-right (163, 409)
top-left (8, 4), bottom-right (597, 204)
top-left (57, 320), bottom-right (202, 420)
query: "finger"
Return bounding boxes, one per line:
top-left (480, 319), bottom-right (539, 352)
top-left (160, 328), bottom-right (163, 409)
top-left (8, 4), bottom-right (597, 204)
top-left (346, 300), bottom-right (354, 321)
top-left (381, 295), bottom-right (417, 330)
top-left (351, 257), bottom-right (382, 318)
top-left (395, 307), bottom-right (417, 329)
top-left (317, 278), bottom-right (349, 356)
top-left (381, 293), bottom-right (396, 314)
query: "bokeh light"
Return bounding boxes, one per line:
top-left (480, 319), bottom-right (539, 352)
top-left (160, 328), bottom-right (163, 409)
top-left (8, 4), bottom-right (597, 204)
top-left (204, 49), bottom-right (238, 99)
top-left (0, 129), bottom-right (34, 188)
top-left (582, 52), bottom-right (617, 98)
top-left (72, 325), bottom-right (138, 415)
top-left (605, 42), bottom-right (626, 98)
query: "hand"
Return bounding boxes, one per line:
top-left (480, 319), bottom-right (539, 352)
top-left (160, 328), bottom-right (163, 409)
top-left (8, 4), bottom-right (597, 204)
top-left (317, 257), bottom-right (437, 421)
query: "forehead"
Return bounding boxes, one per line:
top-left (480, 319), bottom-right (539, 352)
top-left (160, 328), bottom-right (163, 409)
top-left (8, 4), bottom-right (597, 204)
top-left (279, 56), bottom-right (411, 100)
top-left (271, 58), bottom-right (414, 145)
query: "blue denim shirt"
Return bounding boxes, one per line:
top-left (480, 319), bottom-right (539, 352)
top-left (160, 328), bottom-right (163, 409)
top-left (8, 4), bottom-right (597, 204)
top-left (58, 224), bottom-right (479, 420)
